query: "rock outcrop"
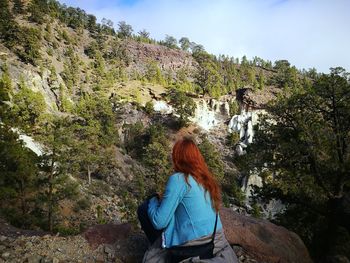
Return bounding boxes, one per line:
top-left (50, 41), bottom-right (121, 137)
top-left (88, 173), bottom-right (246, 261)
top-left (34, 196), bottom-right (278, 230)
top-left (220, 207), bottom-right (312, 263)
top-left (125, 40), bottom-right (196, 75)
top-left (0, 207), bottom-right (311, 263)
top-left (236, 86), bottom-right (280, 110)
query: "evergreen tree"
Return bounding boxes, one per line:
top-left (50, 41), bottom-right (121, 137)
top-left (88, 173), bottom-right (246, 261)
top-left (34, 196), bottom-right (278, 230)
top-left (239, 67), bottom-right (350, 259)
top-left (168, 88), bottom-right (196, 127)
top-left (117, 21), bottom-right (133, 38)
top-left (38, 117), bottom-right (78, 232)
top-left (28, 0), bottom-right (49, 24)
top-left (13, 0), bottom-right (24, 14)
top-left (198, 135), bottom-right (225, 181)
top-left (0, 0), bottom-right (21, 48)
top-left (179, 37), bottom-right (190, 51)
top-left (0, 64), bottom-right (12, 102)
top-left (0, 124), bottom-right (40, 228)
top-left (11, 82), bottom-right (46, 132)
top-left (163, 35), bottom-right (177, 49)
top-left (73, 93), bottom-right (117, 183)
top-left (142, 124), bottom-right (171, 192)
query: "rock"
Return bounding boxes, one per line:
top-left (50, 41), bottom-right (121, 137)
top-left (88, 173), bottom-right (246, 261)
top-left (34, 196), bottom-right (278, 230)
top-left (0, 236), bottom-right (6, 242)
top-left (95, 253), bottom-right (104, 263)
top-left (1, 252), bottom-right (9, 259)
top-left (82, 223), bottom-right (132, 249)
top-left (0, 246), bottom-right (5, 251)
top-left (104, 244), bottom-right (114, 255)
top-left (326, 255), bottom-right (350, 263)
top-left (220, 207), bottom-right (312, 263)
top-left (52, 257), bottom-right (60, 263)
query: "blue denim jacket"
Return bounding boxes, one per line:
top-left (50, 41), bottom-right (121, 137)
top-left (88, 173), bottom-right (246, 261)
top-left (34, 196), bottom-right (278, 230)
top-left (147, 172), bottom-right (222, 248)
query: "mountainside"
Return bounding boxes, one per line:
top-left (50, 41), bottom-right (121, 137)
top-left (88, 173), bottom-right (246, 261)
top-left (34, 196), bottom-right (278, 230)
top-left (1, 1), bottom-right (349, 263)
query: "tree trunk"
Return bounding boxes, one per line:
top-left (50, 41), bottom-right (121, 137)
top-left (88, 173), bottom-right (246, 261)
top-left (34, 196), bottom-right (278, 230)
top-left (87, 165), bottom-right (91, 185)
top-left (48, 154), bottom-right (55, 232)
top-left (323, 197), bottom-right (342, 261)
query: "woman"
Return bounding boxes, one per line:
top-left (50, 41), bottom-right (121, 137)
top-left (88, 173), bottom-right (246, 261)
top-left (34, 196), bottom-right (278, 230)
top-left (137, 137), bottom-right (238, 262)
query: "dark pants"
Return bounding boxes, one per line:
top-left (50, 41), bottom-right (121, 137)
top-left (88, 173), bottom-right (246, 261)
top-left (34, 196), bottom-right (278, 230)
top-left (137, 199), bottom-right (163, 244)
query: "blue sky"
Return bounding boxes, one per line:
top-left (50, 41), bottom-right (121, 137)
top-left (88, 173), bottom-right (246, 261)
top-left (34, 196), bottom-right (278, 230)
top-left (58, 0), bottom-right (350, 73)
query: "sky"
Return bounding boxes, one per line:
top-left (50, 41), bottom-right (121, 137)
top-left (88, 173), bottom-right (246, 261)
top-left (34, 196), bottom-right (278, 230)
top-left (58, 0), bottom-right (350, 73)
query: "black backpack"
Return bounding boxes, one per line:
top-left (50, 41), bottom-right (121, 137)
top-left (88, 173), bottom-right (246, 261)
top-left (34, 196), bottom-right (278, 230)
top-left (167, 213), bottom-right (218, 262)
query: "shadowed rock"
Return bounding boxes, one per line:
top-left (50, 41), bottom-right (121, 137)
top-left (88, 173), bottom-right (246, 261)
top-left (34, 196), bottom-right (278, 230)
top-left (83, 223), bottom-right (132, 249)
top-left (220, 207), bottom-right (312, 263)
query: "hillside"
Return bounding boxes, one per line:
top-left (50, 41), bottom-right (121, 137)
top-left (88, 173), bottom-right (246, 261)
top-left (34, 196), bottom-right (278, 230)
top-left (1, 0), bottom-right (349, 263)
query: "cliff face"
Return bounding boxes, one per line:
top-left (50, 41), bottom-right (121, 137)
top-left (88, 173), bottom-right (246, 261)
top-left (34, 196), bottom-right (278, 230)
top-left (125, 40), bottom-right (197, 75)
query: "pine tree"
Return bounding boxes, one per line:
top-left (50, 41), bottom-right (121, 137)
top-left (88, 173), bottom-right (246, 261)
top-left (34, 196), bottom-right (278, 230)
top-left (13, 0), bottom-right (24, 14)
top-left (238, 67), bottom-right (350, 259)
top-left (0, 124), bottom-right (40, 228)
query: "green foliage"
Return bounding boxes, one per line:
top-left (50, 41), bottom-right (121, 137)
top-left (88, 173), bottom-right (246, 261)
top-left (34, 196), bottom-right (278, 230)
top-left (272, 60), bottom-right (300, 88)
top-left (13, 0), bottom-right (24, 14)
top-left (179, 37), bottom-right (190, 51)
top-left (198, 135), bottom-right (225, 181)
top-left (144, 101), bottom-right (154, 115)
top-left (168, 88), bottom-right (196, 127)
top-left (96, 205), bottom-right (107, 224)
top-left (0, 0), bottom-right (21, 49)
top-left (61, 46), bottom-right (80, 89)
top-left (229, 99), bottom-right (239, 116)
top-left (123, 121), bottom-right (145, 157)
top-left (162, 35), bottom-right (178, 49)
top-left (0, 64), bottom-right (12, 102)
top-left (135, 29), bottom-right (154, 44)
top-left (71, 93), bottom-right (117, 182)
top-left (73, 198), bottom-right (91, 212)
top-left (119, 191), bottom-right (139, 225)
top-left (258, 70), bottom-right (265, 90)
top-left (193, 52), bottom-right (225, 97)
top-left (28, 0), bottom-right (49, 24)
top-left (17, 27), bottom-right (42, 65)
top-left (239, 67), bottom-right (350, 259)
top-left (0, 123), bottom-right (40, 228)
top-left (251, 202), bottom-right (262, 218)
top-left (117, 21), bottom-right (133, 38)
top-left (141, 123), bottom-right (172, 192)
top-left (226, 132), bottom-right (240, 147)
top-left (231, 180), bottom-right (245, 206)
top-left (54, 225), bottom-right (80, 236)
top-left (37, 116), bottom-right (79, 231)
top-left (11, 83), bottom-right (46, 132)
top-left (144, 61), bottom-right (166, 85)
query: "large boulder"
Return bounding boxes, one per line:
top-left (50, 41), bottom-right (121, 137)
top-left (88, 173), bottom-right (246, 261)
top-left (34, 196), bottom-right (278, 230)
top-left (83, 223), bottom-right (132, 249)
top-left (220, 207), bottom-right (312, 263)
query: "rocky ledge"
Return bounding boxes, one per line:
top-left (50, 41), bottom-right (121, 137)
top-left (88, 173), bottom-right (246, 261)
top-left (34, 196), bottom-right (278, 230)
top-left (0, 208), bottom-right (311, 263)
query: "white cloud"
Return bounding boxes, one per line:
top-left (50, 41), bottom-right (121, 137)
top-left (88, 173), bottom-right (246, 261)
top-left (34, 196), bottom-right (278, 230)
top-left (59, 0), bottom-right (350, 73)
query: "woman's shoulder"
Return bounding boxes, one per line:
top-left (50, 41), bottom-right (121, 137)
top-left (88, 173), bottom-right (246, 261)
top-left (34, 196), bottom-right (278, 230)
top-left (169, 172), bottom-right (186, 182)
top-left (169, 172), bottom-right (198, 187)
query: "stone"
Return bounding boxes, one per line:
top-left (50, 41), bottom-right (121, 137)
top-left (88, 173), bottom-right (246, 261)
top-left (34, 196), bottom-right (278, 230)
top-left (25, 254), bottom-right (42, 263)
top-left (83, 223), bottom-right (132, 249)
top-left (1, 252), bottom-right (9, 259)
top-left (0, 246), bottom-right (5, 251)
top-left (220, 207), bottom-right (312, 263)
top-left (95, 254), bottom-right (104, 263)
top-left (0, 236), bottom-right (6, 243)
top-left (104, 245), bottom-right (114, 255)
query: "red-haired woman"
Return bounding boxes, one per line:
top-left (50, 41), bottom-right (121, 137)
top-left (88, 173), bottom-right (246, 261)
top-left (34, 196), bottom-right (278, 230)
top-left (137, 137), bottom-right (237, 262)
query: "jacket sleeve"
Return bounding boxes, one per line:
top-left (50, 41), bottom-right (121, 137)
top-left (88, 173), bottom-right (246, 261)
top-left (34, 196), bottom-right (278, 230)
top-left (148, 173), bottom-right (188, 230)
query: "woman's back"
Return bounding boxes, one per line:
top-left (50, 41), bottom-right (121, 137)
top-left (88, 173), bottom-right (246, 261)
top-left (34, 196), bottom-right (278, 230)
top-left (148, 172), bottom-right (222, 248)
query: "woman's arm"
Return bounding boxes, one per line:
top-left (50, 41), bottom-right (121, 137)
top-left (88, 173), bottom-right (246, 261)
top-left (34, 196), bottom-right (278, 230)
top-left (148, 173), bottom-right (188, 229)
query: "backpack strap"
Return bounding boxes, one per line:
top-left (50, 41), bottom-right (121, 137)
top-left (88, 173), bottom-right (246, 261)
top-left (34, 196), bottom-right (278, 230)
top-left (211, 213), bottom-right (218, 243)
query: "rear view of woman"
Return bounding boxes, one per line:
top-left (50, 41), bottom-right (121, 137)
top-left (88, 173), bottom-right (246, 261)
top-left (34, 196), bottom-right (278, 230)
top-left (137, 137), bottom-right (238, 262)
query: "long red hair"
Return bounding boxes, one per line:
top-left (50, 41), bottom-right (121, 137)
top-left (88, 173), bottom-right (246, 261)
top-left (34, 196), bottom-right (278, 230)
top-left (172, 137), bottom-right (221, 212)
